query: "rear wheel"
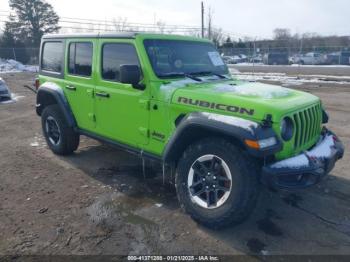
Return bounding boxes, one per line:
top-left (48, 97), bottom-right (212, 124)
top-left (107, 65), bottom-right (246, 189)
top-left (41, 105), bottom-right (80, 155)
top-left (176, 138), bottom-right (260, 229)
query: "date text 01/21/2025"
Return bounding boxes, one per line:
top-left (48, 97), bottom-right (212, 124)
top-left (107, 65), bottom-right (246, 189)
top-left (127, 255), bottom-right (220, 261)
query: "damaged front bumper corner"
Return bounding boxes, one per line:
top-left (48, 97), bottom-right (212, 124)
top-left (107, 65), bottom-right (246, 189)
top-left (261, 130), bottom-right (344, 189)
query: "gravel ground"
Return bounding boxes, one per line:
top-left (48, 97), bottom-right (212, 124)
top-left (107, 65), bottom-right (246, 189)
top-left (0, 72), bottom-right (350, 256)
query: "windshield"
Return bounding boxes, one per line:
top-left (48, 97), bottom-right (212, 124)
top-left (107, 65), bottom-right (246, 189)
top-left (144, 39), bottom-right (229, 78)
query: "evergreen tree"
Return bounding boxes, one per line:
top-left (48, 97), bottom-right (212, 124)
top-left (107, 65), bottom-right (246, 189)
top-left (1, 20), bottom-right (16, 48)
top-left (6, 0), bottom-right (60, 47)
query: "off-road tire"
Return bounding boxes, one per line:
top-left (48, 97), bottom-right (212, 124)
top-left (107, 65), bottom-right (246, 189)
top-left (175, 137), bottom-right (260, 229)
top-left (41, 105), bottom-right (80, 155)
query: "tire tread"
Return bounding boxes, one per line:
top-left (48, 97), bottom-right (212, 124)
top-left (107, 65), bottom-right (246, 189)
top-left (176, 137), bottom-right (260, 229)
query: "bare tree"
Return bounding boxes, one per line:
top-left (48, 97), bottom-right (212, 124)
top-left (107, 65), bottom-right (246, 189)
top-left (185, 29), bottom-right (201, 38)
top-left (207, 6), bottom-right (213, 39)
top-left (273, 28), bottom-right (292, 40)
top-left (156, 20), bottom-right (166, 33)
top-left (112, 17), bottom-right (128, 32)
top-left (72, 23), bottom-right (82, 33)
top-left (87, 23), bottom-right (95, 33)
top-left (211, 28), bottom-right (224, 47)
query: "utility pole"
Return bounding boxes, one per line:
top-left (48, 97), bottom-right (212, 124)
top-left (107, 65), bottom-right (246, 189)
top-left (208, 7), bottom-right (212, 40)
top-left (201, 2), bottom-right (204, 38)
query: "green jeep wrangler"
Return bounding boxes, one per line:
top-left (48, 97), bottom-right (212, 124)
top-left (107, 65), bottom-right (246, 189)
top-left (36, 33), bottom-right (344, 229)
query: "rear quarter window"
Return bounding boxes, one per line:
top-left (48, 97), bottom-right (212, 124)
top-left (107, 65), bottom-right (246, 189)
top-left (41, 42), bottom-right (63, 73)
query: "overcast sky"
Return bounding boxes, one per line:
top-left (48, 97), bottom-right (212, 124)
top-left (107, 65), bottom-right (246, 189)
top-left (0, 0), bottom-right (349, 39)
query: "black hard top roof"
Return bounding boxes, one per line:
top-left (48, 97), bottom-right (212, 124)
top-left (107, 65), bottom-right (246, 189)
top-left (42, 32), bottom-right (138, 39)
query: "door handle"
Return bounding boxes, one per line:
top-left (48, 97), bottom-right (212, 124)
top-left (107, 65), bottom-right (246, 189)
top-left (95, 92), bottom-right (110, 98)
top-left (66, 85), bottom-right (76, 91)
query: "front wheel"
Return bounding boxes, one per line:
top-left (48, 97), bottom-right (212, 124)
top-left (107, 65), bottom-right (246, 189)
top-left (176, 138), bottom-right (260, 229)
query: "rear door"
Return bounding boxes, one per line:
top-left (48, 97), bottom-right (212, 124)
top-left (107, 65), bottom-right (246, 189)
top-left (94, 39), bottom-right (150, 147)
top-left (64, 40), bottom-right (96, 131)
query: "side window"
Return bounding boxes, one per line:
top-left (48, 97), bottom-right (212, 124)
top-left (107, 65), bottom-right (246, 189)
top-left (41, 42), bottom-right (63, 73)
top-left (102, 43), bottom-right (140, 82)
top-left (68, 42), bottom-right (93, 77)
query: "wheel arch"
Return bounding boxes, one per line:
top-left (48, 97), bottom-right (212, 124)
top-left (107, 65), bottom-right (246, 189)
top-left (36, 83), bottom-right (77, 128)
top-left (163, 112), bottom-right (281, 166)
top-left (164, 125), bottom-right (245, 165)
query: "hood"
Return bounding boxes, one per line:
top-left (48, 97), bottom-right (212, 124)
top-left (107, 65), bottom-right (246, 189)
top-left (162, 78), bottom-right (320, 122)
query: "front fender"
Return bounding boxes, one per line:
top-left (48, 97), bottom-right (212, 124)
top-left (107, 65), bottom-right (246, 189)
top-left (163, 112), bottom-right (282, 163)
top-left (36, 82), bottom-right (77, 128)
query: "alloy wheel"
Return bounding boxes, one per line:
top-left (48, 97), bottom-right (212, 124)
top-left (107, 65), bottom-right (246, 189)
top-left (187, 154), bottom-right (232, 209)
top-left (45, 116), bottom-right (61, 146)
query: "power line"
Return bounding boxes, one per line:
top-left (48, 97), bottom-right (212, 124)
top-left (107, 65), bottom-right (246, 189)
top-left (0, 12), bottom-right (203, 32)
top-left (0, 10), bottom-right (201, 30)
top-left (0, 9), bottom-right (242, 39)
top-left (60, 16), bottom-right (199, 29)
top-left (58, 20), bottom-right (201, 30)
top-left (0, 19), bottom-right (201, 34)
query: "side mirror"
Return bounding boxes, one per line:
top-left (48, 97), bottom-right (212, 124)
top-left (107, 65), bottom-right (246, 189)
top-left (120, 65), bottom-right (143, 89)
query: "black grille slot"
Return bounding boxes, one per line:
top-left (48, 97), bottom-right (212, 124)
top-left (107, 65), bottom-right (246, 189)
top-left (292, 104), bottom-right (321, 149)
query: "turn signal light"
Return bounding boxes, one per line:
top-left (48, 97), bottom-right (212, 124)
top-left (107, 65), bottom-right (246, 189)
top-left (245, 137), bottom-right (277, 150)
top-left (245, 140), bottom-right (260, 149)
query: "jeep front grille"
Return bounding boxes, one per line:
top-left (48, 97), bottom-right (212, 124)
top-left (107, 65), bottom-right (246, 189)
top-left (292, 104), bottom-right (322, 149)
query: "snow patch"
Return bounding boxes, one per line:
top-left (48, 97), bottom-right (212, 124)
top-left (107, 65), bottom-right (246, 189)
top-left (159, 75), bottom-right (232, 101)
top-left (214, 83), bottom-right (290, 99)
top-left (229, 68), bottom-right (240, 74)
top-left (30, 142), bottom-right (40, 147)
top-left (201, 112), bottom-right (258, 134)
top-left (232, 63), bottom-right (350, 68)
top-left (160, 78), bottom-right (198, 101)
top-left (271, 135), bottom-right (335, 169)
top-left (30, 135), bottom-right (47, 148)
top-left (308, 134), bottom-right (334, 159)
top-left (271, 154), bottom-right (310, 169)
top-left (261, 250), bottom-right (269, 256)
top-left (230, 69), bottom-right (350, 86)
top-left (0, 59), bottom-right (38, 73)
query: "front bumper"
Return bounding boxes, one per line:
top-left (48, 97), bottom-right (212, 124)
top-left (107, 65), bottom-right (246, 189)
top-left (261, 130), bottom-right (344, 189)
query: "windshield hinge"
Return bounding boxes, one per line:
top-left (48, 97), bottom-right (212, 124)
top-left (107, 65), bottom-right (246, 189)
top-left (262, 114), bottom-right (273, 128)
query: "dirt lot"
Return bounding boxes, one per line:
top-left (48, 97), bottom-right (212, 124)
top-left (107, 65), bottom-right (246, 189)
top-left (0, 72), bottom-right (350, 257)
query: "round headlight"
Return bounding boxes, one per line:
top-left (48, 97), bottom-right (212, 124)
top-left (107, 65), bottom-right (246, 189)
top-left (281, 117), bottom-right (294, 141)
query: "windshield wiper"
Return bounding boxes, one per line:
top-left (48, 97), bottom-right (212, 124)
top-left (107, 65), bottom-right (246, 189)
top-left (184, 73), bottom-right (202, 82)
top-left (190, 71), bottom-right (229, 79)
top-left (158, 72), bottom-right (202, 82)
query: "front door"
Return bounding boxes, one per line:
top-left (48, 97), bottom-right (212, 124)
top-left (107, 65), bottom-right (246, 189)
top-left (64, 40), bottom-right (96, 131)
top-left (94, 40), bottom-right (150, 148)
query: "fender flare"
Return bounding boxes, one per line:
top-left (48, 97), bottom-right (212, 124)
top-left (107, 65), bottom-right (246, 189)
top-left (36, 82), bottom-right (77, 128)
top-left (162, 112), bottom-right (282, 163)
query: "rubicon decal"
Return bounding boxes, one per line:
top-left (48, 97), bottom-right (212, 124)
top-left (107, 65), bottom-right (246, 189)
top-left (177, 97), bottom-right (255, 116)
